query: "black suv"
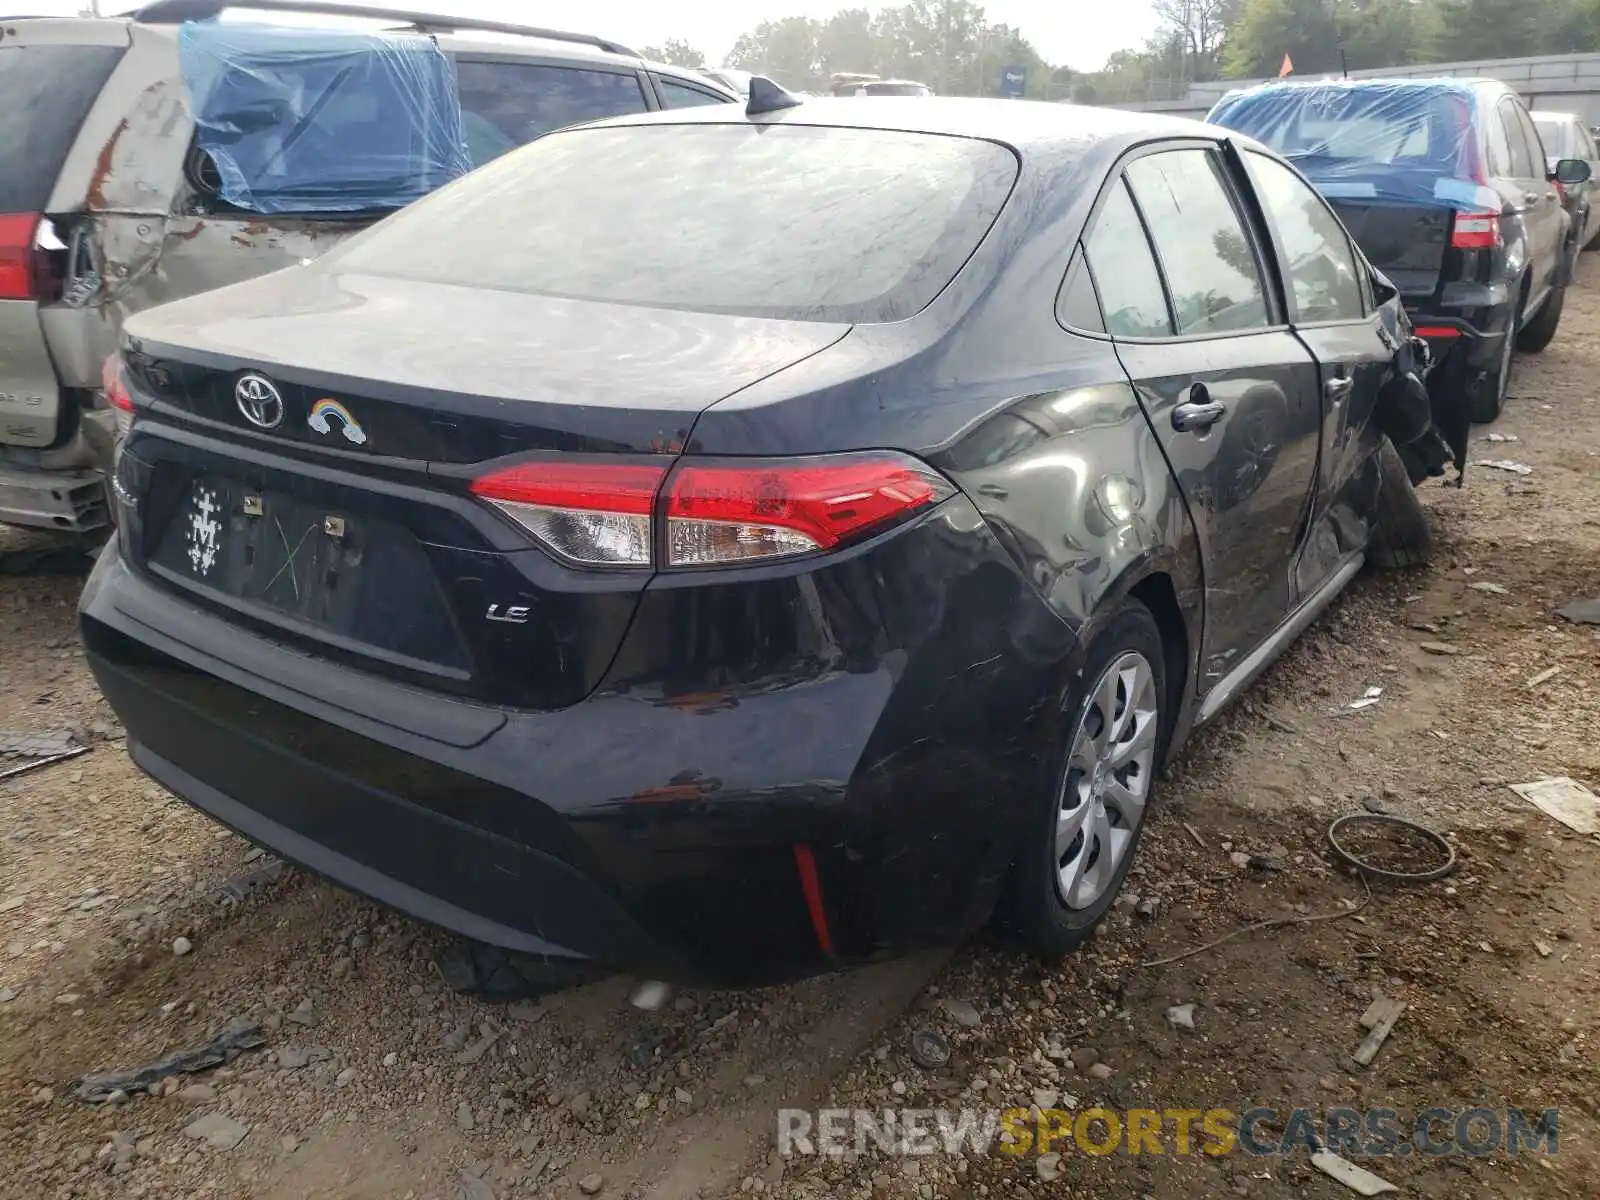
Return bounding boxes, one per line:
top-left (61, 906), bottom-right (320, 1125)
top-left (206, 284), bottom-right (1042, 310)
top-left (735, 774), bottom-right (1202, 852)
top-left (1209, 78), bottom-right (1592, 425)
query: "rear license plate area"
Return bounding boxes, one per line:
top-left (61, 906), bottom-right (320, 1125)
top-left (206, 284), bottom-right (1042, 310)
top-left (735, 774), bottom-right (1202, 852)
top-left (148, 474), bottom-right (468, 673)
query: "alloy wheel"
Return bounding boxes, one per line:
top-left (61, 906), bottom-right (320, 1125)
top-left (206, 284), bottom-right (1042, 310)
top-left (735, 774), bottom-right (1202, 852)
top-left (1055, 651), bottom-right (1159, 910)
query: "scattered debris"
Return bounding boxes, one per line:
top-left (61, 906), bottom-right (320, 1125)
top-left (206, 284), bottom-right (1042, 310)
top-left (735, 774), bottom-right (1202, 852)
top-left (941, 997), bottom-right (982, 1028)
top-left (1228, 851), bottom-right (1251, 869)
top-left (74, 1019), bottom-right (264, 1103)
top-left (1135, 897), bottom-right (1160, 920)
top-left (1556, 595), bottom-right (1600, 625)
top-left (456, 1101), bottom-right (475, 1131)
top-left (1311, 1148), bottom-right (1399, 1195)
top-left (1352, 997), bottom-right (1407, 1068)
top-left (1181, 821), bottom-right (1207, 849)
top-left (285, 998), bottom-right (318, 1027)
top-left (172, 936), bottom-right (193, 957)
top-left (1509, 777), bottom-right (1600, 835)
top-left (1247, 855), bottom-right (1285, 872)
top-left (1035, 1152), bottom-right (1064, 1182)
top-left (1535, 940), bottom-right (1554, 958)
top-left (1469, 581), bottom-right (1511, 596)
top-left (454, 1029), bottom-right (501, 1066)
top-left (629, 980), bottom-right (671, 1012)
top-left (183, 1112), bottom-right (251, 1151)
top-left (1526, 665), bottom-right (1563, 689)
top-left (215, 859), bottom-right (286, 906)
top-left (1263, 713), bottom-right (1300, 735)
top-left (505, 1000), bottom-right (547, 1023)
top-left (1165, 1003), bottom-right (1197, 1030)
top-left (1419, 641), bottom-right (1461, 656)
top-left (578, 1172), bottom-right (605, 1195)
top-left (0, 728), bottom-right (89, 781)
top-left (1482, 431), bottom-right (1519, 442)
top-left (1327, 813), bottom-right (1457, 884)
top-left (1343, 687), bottom-right (1383, 712)
top-left (459, 1169), bottom-right (496, 1200)
top-left (1475, 459), bottom-right (1534, 475)
top-left (908, 1029), bottom-right (951, 1070)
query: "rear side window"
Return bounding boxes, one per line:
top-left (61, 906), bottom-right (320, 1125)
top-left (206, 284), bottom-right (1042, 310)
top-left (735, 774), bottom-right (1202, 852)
top-left (1513, 105), bottom-right (1548, 173)
top-left (1126, 150), bottom-right (1270, 336)
top-left (1245, 153), bottom-right (1365, 323)
top-left (0, 45), bottom-right (125, 212)
top-left (656, 77), bottom-right (727, 108)
top-left (1500, 101), bottom-right (1537, 176)
top-left (454, 62), bottom-right (649, 166)
top-left (1533, 116), bottom-right (1570, 160)
top-left (330, 123), bottom-right (1018, 323)
top-left (1082, 180), bottom-right (1171, 338)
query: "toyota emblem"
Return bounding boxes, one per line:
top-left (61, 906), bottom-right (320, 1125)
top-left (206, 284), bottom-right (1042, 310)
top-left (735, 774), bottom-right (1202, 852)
top-left (235, 373), bottom-right (284, 430)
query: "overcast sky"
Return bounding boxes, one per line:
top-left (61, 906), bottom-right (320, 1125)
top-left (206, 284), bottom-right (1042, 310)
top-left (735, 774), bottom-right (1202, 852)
top-left (29, 1), bottom-right (1158, 72)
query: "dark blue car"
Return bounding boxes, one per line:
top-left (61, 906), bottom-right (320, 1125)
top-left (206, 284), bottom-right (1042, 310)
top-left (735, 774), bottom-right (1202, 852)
top-left (1208, 78), bottom-right (1593, 427)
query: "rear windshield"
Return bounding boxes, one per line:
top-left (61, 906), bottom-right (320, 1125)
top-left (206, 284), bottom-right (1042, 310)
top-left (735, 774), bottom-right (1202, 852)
top-left (0, 45), bottom-right (124, 212)
top-left (328, 122), bottom-right (1018, 323)
top-left (1212, 86), bottom-right (1472, 173)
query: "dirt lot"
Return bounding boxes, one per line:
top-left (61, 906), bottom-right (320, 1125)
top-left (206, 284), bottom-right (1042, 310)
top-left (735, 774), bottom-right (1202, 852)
top-left (3, 259), bottom-right (1600, 1200)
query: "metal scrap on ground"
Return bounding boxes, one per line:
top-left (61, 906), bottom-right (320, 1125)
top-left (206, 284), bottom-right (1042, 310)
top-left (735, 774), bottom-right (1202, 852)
top-left (1352, 996), bottom-right (1406, 1068)
top-left (1509, 777), bottom-right (1600, 835)
top-left (0, 729), bottom-right (89, 781)
top-left (1311, 1149), bottom-right (1399, 1195)
top-left (74, 1018), bottom-right (265, 1103)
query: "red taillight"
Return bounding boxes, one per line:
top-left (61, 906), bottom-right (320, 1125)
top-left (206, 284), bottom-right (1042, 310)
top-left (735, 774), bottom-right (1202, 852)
top-left (1450, 211), bottom-right (1501, 250)
top-left (0, 213), bottom-right (48, 301)
top-left (1554, 179), bottom-right (1568, 204)
top-left (664, 454), bottom-right (951, 567)
top-left (102, 355), bottom-right (134, 413)
top-left (1411, 325), bottom-right (1461, 339)
top-left (469, 452), bottom-right (953, 569)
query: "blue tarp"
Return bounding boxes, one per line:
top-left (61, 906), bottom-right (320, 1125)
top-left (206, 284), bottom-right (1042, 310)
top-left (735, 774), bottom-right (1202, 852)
top-left (178, 21), bottom-right (471, 215)
top-left (1207, 80), bottom-right (1503, 214)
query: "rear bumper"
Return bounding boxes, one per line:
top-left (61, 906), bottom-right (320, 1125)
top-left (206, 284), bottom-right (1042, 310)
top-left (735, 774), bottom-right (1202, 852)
top-left (81, 503), bottom-right (1065, 984)
top-left (0, 412), bottom-right (118, 532)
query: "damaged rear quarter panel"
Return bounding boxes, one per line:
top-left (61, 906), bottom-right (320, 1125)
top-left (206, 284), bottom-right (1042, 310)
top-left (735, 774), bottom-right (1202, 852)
top-left (42, 23), bottom-right (368, 388)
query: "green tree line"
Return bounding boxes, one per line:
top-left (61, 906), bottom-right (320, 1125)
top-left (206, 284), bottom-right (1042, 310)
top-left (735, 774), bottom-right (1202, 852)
top-left (692, 0), bottom-right (1600, 106)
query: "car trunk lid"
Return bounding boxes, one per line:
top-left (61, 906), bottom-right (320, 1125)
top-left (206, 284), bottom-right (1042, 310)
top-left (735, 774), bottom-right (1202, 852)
top-left (116, 269), bottom-right (850, 710)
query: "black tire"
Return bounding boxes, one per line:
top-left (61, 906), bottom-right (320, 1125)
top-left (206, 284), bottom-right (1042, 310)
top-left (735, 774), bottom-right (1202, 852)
top-left (998, 600), bottom-right (1168, 957)
top-left (1367, 437), bottom-right (1435, 571)
top-left (1515, 285), bottom-right (1565, 353)
top-left (1468, 301), bottom-right (1519, 424)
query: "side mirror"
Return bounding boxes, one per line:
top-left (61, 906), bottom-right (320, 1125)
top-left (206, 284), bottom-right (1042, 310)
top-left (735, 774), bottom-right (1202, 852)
top-left (1554, 158), bottom-right (1592, 186)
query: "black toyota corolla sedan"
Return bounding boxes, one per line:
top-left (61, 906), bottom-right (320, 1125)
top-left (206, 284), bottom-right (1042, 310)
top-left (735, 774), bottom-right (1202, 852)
top-left (82, 93), bottom-right (1444, 986)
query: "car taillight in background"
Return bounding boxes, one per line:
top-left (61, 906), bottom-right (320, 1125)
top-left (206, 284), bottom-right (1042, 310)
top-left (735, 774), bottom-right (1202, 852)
top-left (471, 452), bottom-right (955, 569)
top-left (1449, 210), bottom-right (1502, 250)
top-left (102, 354), bottom-right (135, 440)
top-left (0, 214), bottom-right (63, 302)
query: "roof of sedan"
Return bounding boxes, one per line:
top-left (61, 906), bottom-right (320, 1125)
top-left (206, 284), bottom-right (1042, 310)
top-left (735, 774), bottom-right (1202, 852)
top-left (591, 95), bottom-right (1230, 150)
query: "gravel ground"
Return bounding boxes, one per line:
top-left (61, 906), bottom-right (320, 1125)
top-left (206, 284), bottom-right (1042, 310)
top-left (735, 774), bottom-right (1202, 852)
top-left (3, 258), bottom-right (1600, 1200)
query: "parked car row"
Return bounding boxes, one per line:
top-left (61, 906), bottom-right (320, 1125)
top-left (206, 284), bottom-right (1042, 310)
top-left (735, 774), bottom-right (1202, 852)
top-left (0, 0), bottom-right (739, 535)
top-left (0, 0), bottom-right (1580, 989)
top-left (1208, 77), bottom-right (1593, 434)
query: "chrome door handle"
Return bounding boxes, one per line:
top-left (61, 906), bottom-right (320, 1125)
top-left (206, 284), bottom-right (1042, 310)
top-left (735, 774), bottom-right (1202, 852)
top-left (1326, 376), bottom-right (1354, 402)
top-left (1172, 399), bottom-right (1227, 433)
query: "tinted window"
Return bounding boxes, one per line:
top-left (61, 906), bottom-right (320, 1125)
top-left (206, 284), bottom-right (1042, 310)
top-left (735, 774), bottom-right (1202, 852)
top-left (1485, 107), bottom-right (1513, 176)
top-left (0, 45), bottom-right (124, 212)
top-left (1246, 153), bottom-right (1365, 323)
top-left (1083, 180), bottom-right (1171, 338)
top-left (1126, 150), bottom-right (1270, 336)
top-left (657, 77), bottom-right (727, 108)
top-left (1056, 249), bottom-right (1104, 333)
top-left (1515, 105), bottom-right (1548, 173)
top-left (1533, 115), bottom-right (1571, 160)
top-left (454, 62), bottom-right (648, 166)
top-left (1500, 101), bottom-right (1537, 176)
top-left (332, 124), bottom-right (1018, 323)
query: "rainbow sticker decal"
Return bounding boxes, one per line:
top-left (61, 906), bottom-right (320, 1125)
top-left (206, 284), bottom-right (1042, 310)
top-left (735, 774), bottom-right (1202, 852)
top-left (308, 397), bottom-right (367, 446)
